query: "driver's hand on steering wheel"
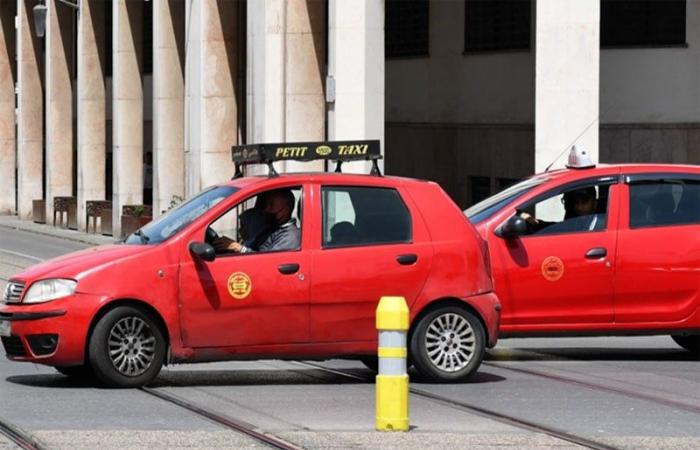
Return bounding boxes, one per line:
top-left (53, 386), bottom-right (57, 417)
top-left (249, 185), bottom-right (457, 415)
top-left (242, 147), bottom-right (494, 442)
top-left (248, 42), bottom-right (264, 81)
top-left (212, 236), bottom-right (243, 253)
top-left (518, 211), bottom-right (539, 226)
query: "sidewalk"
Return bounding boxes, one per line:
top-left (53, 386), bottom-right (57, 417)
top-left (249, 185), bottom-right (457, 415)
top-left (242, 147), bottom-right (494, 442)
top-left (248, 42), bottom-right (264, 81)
top-left (0, 215), bottom-right (114, 246)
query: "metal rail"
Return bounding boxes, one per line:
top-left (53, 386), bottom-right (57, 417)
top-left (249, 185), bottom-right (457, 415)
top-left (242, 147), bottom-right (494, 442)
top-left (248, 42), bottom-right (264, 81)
top-left (0, 418), bottom-right (44, 450)
top-left (294, 361), bottom-right (620, 450)
top-left (140, 387), bottom-right (303, 450)
top-left (484, 361), bottom-right (700, 415)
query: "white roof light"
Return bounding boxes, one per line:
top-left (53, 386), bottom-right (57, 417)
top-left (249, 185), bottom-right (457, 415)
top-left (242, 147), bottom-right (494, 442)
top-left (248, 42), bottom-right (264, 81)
top-left (565, 146), bottom-right (595, 169)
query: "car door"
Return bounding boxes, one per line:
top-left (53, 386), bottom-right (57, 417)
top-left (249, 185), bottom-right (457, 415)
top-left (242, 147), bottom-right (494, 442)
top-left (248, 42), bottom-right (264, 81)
top-left (489, 176), bottom-right (620, 327)
top-left (614, 172), bottom-right (700, 323)
top-left (309, 183), bottom-right (433, 343)
top-left (178, 184), bottom-right (311, 348)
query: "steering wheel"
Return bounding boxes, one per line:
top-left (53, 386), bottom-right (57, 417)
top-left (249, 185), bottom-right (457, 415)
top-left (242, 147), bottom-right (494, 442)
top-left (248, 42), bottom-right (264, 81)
top-left (205, 227), bottom-right (219, 244)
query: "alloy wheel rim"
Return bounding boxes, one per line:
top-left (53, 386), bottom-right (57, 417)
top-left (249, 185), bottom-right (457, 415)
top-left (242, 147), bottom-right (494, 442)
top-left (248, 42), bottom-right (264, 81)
top-left (425, 312), bottom-right (475, 372)
top-left (108, 317), bottom-right (156, 377)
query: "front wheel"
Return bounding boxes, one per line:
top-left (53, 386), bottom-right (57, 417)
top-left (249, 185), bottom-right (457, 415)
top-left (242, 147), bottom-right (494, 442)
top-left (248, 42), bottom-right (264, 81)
top-left (671, 334), bottom-right (700, 355)
top-left (88, 306), bottom-right (166, 388)
top-left (410, 306), bottom-right (485, 382)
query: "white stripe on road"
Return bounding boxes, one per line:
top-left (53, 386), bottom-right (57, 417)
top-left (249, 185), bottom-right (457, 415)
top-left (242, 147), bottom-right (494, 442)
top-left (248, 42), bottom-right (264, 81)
top-left (0, 248), bottom-right (45, 262)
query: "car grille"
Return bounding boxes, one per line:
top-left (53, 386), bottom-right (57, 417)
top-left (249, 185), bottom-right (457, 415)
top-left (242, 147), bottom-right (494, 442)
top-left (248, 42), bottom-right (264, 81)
top-left (1, 336), bottom-right (27, 357)
top-left (3, 281), bottom-right (25, 303)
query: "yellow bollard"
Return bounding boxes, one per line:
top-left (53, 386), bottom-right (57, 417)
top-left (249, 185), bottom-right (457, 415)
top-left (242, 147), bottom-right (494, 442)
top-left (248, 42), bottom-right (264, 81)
top-left (375, 296), bottom-right (410, 431)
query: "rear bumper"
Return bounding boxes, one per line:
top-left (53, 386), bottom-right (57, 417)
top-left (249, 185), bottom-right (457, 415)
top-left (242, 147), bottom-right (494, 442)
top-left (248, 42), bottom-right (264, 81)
top-left (0, 293), bottom-right (103, 366)
top-left (464, 291), bottom-right (501, 348)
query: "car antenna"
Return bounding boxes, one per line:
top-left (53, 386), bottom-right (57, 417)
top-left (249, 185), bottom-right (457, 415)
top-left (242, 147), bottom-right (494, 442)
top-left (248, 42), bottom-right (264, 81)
top-left (544, 115), bottom-right (599, 172)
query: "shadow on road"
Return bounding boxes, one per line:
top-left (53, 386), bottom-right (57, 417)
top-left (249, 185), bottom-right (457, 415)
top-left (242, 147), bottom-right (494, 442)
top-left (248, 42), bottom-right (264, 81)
top-left (486, 347), bottom-right (699, 362)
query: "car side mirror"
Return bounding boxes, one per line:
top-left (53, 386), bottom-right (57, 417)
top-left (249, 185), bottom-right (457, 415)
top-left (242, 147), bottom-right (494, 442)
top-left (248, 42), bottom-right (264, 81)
top-left (189, 241), bottom-right (216, 262)
top-left (496, 216), bottom-right (527, 239)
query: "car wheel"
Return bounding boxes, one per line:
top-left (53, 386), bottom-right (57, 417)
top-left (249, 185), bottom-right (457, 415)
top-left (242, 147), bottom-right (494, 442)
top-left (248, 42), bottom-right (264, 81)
top-left (410, 306), bottom-right (485, 382)
top-left (88, 306), bottom-right (166, 388)
top-left (55, 365), bottom-right (94, 379)
top-left (671, 335), bottom-right (700, 355)
top-left (360, 356), bottom-right (378, 373)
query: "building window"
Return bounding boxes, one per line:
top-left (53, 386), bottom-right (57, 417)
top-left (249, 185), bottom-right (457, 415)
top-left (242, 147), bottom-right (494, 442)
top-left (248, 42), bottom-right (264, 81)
top-left (601, 0), bottom-right (686, 47)
top-left (386, 0), bottom-right (430, 58)
top-left (464, 0), bottom-right (531, 52)
top-left (470, 176), bottom-right (492, 205)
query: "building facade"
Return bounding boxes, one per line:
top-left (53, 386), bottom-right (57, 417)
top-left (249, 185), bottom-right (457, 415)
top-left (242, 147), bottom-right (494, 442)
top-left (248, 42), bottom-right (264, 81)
top-left (0, 0), bottom-right (697, 237)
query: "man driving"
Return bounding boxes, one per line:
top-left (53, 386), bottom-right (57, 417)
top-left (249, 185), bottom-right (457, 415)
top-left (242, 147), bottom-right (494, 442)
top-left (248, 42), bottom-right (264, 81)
top-left (521, 186), bottom-right (603, 233)
top-left (213, 189), bottom-right (300, 253)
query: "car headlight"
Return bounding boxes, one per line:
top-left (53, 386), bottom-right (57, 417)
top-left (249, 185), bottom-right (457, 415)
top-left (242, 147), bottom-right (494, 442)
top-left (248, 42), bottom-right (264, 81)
top-left (23, 279), bottom-right (77, 304)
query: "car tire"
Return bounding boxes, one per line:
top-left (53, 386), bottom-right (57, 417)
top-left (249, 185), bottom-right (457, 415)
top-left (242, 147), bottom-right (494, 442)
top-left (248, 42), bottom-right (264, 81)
top-left (88, 306), bottom-right (166, 388)
top-left (55, 365), bottom-right (94, 379)
top-left (671, 334), bottom-right (700, 355)
top-left (410, 306), bottom-right (485, 382)
top-left (360, 356), bottom-right (378, 373)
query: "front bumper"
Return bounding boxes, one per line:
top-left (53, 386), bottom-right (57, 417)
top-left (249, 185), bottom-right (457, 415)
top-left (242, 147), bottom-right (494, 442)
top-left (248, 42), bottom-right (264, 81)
top-left (0, 293), bottom-right (103, 366)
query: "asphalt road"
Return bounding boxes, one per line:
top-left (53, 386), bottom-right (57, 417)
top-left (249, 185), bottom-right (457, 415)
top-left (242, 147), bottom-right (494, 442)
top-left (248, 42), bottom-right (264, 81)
top-left (0, 226), bottom-right (698, 449)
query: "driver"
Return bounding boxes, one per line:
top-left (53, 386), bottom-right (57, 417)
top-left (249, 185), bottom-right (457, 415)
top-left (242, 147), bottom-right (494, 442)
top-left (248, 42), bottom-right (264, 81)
top-left (213, 189), bottom-right (300, 253)
top-left (520, 187), bottom-right (600, 233)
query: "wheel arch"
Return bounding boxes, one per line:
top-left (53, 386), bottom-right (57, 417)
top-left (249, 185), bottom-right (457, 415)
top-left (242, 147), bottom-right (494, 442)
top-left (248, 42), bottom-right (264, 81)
top-left (409, 297), bottom-right (489, 345)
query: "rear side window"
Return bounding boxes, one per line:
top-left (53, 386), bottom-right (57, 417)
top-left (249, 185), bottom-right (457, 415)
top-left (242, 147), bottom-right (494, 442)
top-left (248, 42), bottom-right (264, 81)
top-left (629, 177), bottom-right (700, 228)
top-left (322, 186), bottom-right (412, 248)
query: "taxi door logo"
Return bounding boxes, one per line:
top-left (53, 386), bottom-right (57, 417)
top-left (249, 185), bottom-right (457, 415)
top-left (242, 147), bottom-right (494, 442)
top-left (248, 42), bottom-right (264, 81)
top-left (541, 256), bottom-right (565, 282)
top-left (315, 145), bottom-right (332, 156)
top-left (227, 272), bottom-right (252, 299)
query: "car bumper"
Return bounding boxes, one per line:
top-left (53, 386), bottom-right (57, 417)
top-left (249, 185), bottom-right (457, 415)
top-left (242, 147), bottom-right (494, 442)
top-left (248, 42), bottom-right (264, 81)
top-left (464, 291), bottom-right (501, 348)
top-left (0, 293), bottom-right (103, 367)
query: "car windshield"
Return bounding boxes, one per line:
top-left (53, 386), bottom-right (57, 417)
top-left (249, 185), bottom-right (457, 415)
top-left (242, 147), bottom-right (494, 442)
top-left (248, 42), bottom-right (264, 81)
top-left (123, 186), bottom-right (239, 245)
top-left (464, 176), bottom-right (548, 225)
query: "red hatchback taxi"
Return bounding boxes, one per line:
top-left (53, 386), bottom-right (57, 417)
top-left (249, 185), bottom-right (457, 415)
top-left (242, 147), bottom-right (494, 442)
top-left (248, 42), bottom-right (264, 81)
top-left (1, 141), bottom-right (500, 387)
top-left (466, 148), bottom-right (700, 354)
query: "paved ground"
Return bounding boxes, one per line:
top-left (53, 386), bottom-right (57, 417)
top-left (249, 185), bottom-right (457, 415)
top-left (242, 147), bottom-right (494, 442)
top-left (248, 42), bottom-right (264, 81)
top-left (1, 217), bottom-right (699, 449)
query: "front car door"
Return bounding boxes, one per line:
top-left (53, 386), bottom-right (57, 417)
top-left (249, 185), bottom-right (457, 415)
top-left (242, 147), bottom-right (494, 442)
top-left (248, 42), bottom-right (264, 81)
top-left (309, 182), bottom-right (433, 343)
top-left (178, 184), bottom-right (311, 348)
top-left (488, 175), bottom-right (620, 331)
top-left (614, 171), bottom-right (700, 323)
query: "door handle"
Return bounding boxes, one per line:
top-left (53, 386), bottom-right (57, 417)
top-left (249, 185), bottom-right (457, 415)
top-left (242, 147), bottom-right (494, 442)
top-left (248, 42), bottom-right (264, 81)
top-left (585, 248), bottom-right (607, 259)
top-left (278, 263), bottom-right (300, 275)
top-left (396, 254), bottom-right (418, 265)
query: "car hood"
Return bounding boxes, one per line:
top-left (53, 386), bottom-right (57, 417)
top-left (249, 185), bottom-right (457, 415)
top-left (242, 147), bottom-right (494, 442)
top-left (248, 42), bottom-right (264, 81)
top-left (12, 245), bottom-right (151, 284)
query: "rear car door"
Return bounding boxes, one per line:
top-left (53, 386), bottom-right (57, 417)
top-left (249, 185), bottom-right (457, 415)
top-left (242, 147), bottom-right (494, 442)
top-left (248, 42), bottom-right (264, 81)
top-left (309, 183), bottom-right (433, 342)
top-left (614, 173), bottom-right (700, 322)
top-left (489, 176), bottom-right (620, 327)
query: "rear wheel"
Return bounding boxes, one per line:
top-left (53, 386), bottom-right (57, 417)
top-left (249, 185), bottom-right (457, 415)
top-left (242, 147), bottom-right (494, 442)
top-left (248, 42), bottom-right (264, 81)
top-left (410, 306), bottom-right (485, 382)
top-left (671, 334), bottom-right (700, 354)
top-left (88, 306), bottom-right (166, 388)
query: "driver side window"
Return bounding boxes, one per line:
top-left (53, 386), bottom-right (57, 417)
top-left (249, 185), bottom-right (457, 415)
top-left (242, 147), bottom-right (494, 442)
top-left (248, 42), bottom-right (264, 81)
top-left (517, 182), bottom-right (612, 236)
top-left (208, 186), bottom-right (303, 254)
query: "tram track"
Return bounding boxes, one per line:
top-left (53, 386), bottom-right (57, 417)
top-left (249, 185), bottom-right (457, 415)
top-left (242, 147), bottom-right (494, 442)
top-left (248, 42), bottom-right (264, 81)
top-left (483, 361), bottom-right (700, 415)
top-left (140, 386), bottom-right (304, 450)
top-left (293, 361), bottom-right (621, 450)
top-left (0, 417), bottom-right (45, 450)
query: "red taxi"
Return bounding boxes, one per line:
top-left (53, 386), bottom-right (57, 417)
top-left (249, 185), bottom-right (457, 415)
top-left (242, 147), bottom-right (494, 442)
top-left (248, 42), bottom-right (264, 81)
top-left (465, 148), bottom-right (700, 353)
top-left (1, 141), bottom-right (500, 387)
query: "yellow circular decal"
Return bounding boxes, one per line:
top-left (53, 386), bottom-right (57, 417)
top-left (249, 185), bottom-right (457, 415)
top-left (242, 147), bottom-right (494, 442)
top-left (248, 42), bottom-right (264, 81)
top-left (541, 257), bottom-right (565, 282)
top-left (227, 272), bottom-right (252, 299)
top-left (315, 145), bottom-right (332, 156)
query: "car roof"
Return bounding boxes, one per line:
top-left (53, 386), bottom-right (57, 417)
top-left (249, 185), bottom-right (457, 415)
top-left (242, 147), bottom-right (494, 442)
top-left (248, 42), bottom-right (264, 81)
top-left (531, 163), bottom-right (700, 183)
top-left (221, 172), bottom-right (434, 190)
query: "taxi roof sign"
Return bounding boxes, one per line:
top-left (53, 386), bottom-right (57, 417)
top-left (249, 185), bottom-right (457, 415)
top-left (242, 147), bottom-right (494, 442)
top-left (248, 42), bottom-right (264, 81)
top-left (231, 140), bottom-right (382, 178)
top-left (565, 146), bottom-right (595, 170)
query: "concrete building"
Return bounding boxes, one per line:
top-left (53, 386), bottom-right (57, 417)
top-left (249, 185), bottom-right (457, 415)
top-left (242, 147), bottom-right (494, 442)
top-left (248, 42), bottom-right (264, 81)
top-left (0, 0), bottom-right (697, 237)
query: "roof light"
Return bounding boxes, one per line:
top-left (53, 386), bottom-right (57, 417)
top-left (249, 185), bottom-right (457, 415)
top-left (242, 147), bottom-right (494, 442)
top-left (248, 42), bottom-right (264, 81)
top-left (565, 146), bottom-right (595, 169)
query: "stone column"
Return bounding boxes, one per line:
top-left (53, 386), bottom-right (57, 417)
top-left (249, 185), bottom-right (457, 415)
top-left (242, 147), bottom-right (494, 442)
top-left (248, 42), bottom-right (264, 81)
top-left (247, 0), bottom-right (326, 173)
top-left (112, 0), bottom-right (143, 236)
top-left (153, 0), bottom-right (184, 216)
top-left (0, 2), bottom-right (16, 215)
top-left (327, 0), bottom-right (384, 174)
top-left (16, 0), bottom-right (44, 220)
top-left (185, 0), bottom-right (239, 195)
top-left (535, 0), bottom-right (600, 172)
top-left (77, 0), bottom-right (107, 231)
top-left (45, 0), bottom-right (74, 222)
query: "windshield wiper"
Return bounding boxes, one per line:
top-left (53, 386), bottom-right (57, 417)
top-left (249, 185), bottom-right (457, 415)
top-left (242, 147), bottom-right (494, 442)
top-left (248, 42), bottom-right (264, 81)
top-left (133, 229), bottom-right (150, 244)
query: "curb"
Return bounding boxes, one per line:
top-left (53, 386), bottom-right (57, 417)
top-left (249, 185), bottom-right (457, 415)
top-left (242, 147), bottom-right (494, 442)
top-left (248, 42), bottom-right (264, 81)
top-left (0, 221), bottom-right (115, 246)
